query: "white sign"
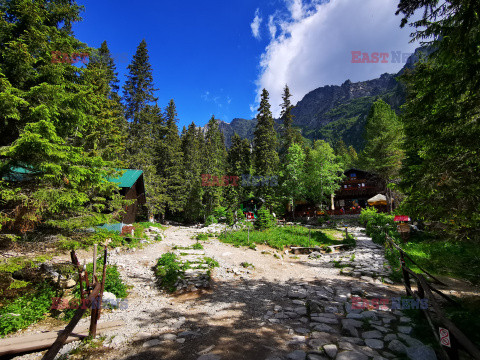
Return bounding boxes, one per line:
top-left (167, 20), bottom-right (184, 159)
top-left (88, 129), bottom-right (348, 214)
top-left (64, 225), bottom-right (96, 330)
top-left (439, 327), bottom-right (451, 347)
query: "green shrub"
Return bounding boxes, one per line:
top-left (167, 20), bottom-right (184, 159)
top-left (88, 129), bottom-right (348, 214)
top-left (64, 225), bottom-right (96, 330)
top-left (196, 233), bottom-right (209, 241)
top-left (213, 206), bottom-right (227, 220)
top-left (155, 253), bottom-right (190, 292)
top-left (205, 215), bottom-right (218, 226)
top-left (226, 209), bottom-right (234, 226)
top-left (254, 208), bottom-right (275, 230)
top-left (191, 242), bottom-right (204, 250)
top-left (360, 207), bottom-right (397, 245)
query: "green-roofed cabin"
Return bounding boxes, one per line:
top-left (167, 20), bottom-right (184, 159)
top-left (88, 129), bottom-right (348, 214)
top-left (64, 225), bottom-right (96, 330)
top-left (3, 167), bottom-right (146, 224)
top-left (109, 169), bottom-right (146, 224)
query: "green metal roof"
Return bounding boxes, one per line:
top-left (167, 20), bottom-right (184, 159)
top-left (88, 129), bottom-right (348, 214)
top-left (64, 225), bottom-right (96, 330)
top-left (108, 169), bottom-right (143, 188)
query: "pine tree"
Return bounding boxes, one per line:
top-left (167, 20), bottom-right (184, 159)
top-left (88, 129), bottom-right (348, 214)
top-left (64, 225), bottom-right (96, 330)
top-left (122, 40), bottom-right (165, 218)
top-left (123, 39), bottom-right (158, 125)
top-left (360, 99), bottom-right (404, 212)
top-left (252, 89), bottom-right (279, 207)
top-left (226, 133), bottom-right (251, 217)
top-left (181, 122), bottom-right (205, 222)
top-left (202, 116), bottom-right (227, 216)
top-left (280, 85), bottom-right (295, 157)
top-left (397, 0), bottom-right (480, 239)
top-left (83, 41), bottom-right (126, 162)
top-left (156, 100), bottom-right (185, 218)
top-left (0, 0), bottom-right (125, 232)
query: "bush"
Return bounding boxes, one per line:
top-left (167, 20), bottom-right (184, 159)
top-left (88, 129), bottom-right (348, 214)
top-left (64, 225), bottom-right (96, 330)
top-left (205, 215), bottom-right (218, 226)
top-left (213, 206), bottom-right (227, 219)
top-left (359, 207), bottom-right (397, 245)
top-left (254, 208), bottom-right (275, 230)
top-left (155, 253), bottom-right (189, 292)
top-left (226, 209), bottom-right (234, 226)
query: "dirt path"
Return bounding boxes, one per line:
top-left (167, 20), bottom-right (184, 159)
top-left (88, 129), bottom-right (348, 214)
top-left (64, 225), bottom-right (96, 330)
top-left (11, 225), bottom-right (442, 360)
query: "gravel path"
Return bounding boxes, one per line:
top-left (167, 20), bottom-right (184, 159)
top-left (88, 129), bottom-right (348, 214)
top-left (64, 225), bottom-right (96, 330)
top-left (11, 225), bottom-right (437, 360)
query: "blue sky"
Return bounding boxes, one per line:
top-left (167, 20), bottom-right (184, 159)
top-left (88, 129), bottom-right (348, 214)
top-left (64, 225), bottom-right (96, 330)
top-left (73, 0), bottom-right (419, 129)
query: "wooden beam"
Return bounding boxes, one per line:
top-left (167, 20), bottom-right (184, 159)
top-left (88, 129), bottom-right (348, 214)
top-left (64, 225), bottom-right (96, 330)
top-left (0, 320), bottom-right (124, 357)
top-left (41, 282), bottom-right (101, 360)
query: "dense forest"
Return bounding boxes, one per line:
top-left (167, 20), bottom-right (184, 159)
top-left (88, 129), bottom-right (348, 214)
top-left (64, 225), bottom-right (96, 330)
top-left (0, 0), bottom-right (478, 245)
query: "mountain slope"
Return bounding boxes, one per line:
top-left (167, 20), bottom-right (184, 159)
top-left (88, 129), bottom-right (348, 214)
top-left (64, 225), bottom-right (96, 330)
top-left (217, 47), bottom-right (428, 149)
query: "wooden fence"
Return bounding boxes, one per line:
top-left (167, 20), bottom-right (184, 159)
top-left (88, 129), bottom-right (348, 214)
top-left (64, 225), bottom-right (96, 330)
top-left (384, 235), bottom-right (480, 360)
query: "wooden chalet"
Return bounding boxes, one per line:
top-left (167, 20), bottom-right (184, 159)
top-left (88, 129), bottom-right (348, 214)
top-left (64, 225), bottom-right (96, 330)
top-left (331, 168), bottom-right (385, 214)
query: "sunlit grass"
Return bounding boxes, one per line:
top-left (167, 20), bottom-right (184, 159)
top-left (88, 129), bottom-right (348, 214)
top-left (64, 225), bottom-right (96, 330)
top-left (219, 225), bottom-right (348, 250)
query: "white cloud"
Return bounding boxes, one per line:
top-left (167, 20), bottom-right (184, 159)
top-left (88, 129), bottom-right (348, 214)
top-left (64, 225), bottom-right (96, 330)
top-left (250, 8), bottom-right (263, 40)
top-left (268, 15), bottom-right (277, 39)
top-left (254, 0), bottom-right (420, 117)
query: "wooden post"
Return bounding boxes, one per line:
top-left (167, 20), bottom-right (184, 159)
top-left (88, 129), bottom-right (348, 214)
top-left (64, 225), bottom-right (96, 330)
top-left (42, 283), bottom-right (101, 360)
top-left (89, 246), bottom-right (107, 338)
top-left (92, 244), bottom-right (97, 283)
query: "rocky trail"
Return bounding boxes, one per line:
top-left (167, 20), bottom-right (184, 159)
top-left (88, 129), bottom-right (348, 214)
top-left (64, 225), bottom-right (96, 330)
top-left (11, 225), bottom-right (438, 360)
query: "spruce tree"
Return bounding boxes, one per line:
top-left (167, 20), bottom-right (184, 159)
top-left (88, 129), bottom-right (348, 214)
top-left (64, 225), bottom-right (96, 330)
top-left (202, 116), bottom-right (227, 216)
top-left (226, 133), bottom-right (251, 217)
top-left (397, 0), bottom-right (480, 240)
top-left (123, 39), bottom-right (158, 125)
top-left (156, 99), bottom-right (185, 217)
top-left (280, 85), bottom-right (295, 157)
top-left (84, 41), bottom-right (126, 162)
top-left (252, 89), bottom-right (279, 207)
top-left (122, 40), bottom-right (166, 218)
top-left (181, 122), bottom-right (205, 222)
top-left (0, 0), bottom-right (125, 232)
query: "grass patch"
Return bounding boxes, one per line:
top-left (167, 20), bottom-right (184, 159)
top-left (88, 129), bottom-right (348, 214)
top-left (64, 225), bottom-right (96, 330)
top-left (218, 225), bottom-right (345, 250)
top-left (0, 282), bottom-right (56, 337)
top-left (154, 253), bottom-right (190, 292)
top-left (195, 233), bottom-right (209, 241)
top-left (240, 262), bottom-right (254, 269)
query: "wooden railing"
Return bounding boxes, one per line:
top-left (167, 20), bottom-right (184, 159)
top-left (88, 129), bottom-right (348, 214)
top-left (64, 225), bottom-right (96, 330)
top-left (384, 235), bottom-right (480, 360)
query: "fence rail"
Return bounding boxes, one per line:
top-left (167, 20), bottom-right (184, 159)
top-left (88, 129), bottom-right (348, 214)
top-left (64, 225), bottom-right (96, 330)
top-left (384, 235), bottom-right (480, 360)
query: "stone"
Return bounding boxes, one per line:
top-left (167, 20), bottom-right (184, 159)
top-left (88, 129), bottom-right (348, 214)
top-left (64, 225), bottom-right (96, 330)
top-left (311, 316), bottom-right (338, 325)
top-left (143, 339), bottom-right (162, 347)
top-left (335, 351), bottom-right (368, 360)
top-left (342, 319), bottom-right (363, 328)
top-left (162, 333), bottom-right (177, 340)
top-left (406, 345), bottom-right (437, 360)
top-left (309, 337), bottom-right (330, 349)
top-left (295, 327), bottom-right (310, 334)
top-left (383, 334), bottom-right (397, 342)
top-left (176, 338), bottom-right (186, 343)
top-left (364, 339), bottom-right (384, 349)
top-left (323, 344), bottom-right (338, 358)
top-left (295, 306), bottom-right (308, 315)
top-left (397, 326), bottom-right (413, 334)
top-left (362, 330), bottom-right (382, 339)
top-left (307, 354), bottom-right (327, 360)
top-left (287, 350), bottom-right (307, 360)
top-left (197, 355), bottom-right (222, 360)
top-left (387, 339), bottom-right (407, 354)
top-left (398, 333), bottom-right (423, 347)
top-left (339, 337), bottom-right (364, 345)
top-left (289, 290), bottom-right (307, 299)
top-left (312, 323), bottom-right (336, 333)
top-left (360, 311), bottom-right (378, 320)
top-left (346, 313), bottom-right (363, 320)
top-left (342, 324), bottom-right (359, 338)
